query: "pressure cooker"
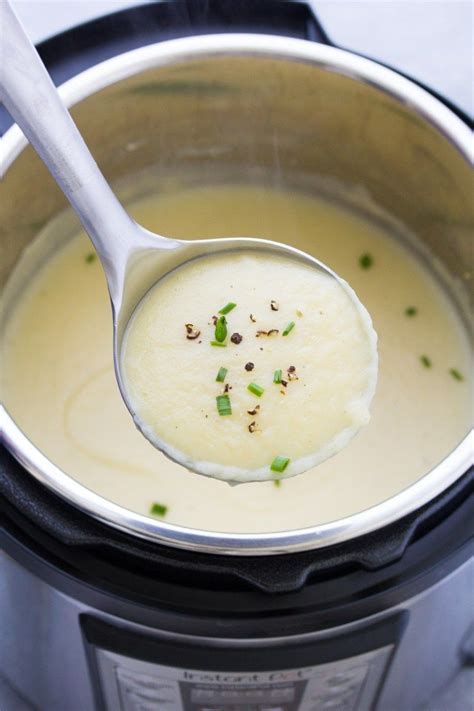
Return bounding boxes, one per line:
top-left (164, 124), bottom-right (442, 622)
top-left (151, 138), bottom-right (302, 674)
top-left (1, 2), bottom-right (472, 710)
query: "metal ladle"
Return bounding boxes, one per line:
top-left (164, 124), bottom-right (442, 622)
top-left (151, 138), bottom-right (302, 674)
top-left (1, 1), bottom-right (360, 478)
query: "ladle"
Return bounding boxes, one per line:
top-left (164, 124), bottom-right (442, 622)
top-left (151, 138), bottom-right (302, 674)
top-left (1, 0), bottom-right (365, 479)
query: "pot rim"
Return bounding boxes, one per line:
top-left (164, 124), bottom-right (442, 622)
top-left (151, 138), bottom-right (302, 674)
top-left (1, 33), bottom-right (472, 555)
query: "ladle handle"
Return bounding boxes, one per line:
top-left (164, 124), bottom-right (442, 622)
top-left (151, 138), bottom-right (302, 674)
top-left (0, 0), bottom-right (136, 273)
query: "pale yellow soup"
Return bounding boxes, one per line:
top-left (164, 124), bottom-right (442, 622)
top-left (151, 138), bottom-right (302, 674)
top-left (121, 251), bottom-right (378, 482)
top-left (2, 186), bottom-right (472, 532)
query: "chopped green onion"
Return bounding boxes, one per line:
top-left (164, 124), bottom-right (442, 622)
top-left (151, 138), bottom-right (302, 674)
top-left (85, 253), bottom-right (96, 263)
top-left (420, 355), bottom-right (432, 368)
top-left (247, 382), bottom-right (265, 397)
top-left (282, 321), bottom-right (295, 337)
top-left (359, 253), bottom-right (373, 269)
top-left (150, 502), bottom-right (168, 517)
top-left (273, 479), bottom-right (282, 488)
top-left (210, 341), bottom-right (227, 347)
top-left (216, 367), bottom-right (228, 382)
top-left (449, 368), bottom-right (464, 381)
top-left (273, 369), bottom-right (282, 384)
top-left (216, 394), bottom-right (232, 416)
top-left (270, 456), bottom-right (290, 473)
top-left (405, 306), bottom-right (417, 317)
top-left (214, 315), bottom-right (227, 343)
top-left (219, 302), bottom-right (237, 315)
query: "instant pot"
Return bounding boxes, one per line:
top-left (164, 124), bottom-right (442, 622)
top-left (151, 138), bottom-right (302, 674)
top-left (1, 2), bottom-right (473, 710)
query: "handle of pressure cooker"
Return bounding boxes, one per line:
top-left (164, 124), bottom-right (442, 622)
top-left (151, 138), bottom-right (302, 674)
top-left (0, 0), bottom-right (331, 135)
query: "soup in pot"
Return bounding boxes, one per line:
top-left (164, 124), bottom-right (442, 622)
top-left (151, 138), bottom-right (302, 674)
top-left (1, 185), bottom-right (471, 532)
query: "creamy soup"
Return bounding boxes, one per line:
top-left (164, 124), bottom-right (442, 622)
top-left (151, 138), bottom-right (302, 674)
top-left (121, 251), bottom-right (377, 482)
top-left (1, 185), bottom-right (471, 531)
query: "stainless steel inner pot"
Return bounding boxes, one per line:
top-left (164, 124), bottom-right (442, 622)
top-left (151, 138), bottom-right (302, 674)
top-left (1, 35), bottom-right (472, 554)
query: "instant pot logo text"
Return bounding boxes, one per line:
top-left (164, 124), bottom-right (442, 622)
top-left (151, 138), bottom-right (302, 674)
top-left (183, 668), bottom-right (316, 683)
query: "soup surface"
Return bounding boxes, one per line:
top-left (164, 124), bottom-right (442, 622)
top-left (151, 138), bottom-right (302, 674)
top-left (121, 251), bottom-right (377, 482)
top-left (2, 185), bottom-right (471, 532)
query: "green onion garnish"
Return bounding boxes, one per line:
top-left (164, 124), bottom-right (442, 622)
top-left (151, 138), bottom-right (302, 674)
top-left (405, 306), bottom-right (417, 317)
top-left (85, 253), bottom-right (96, 263)
top-left (449, 368), bottom-right (464, 381)
top-left (219, 302), bottom-right (237, 315)
top-left (214, 315), bottom-right (227, 343)
top-left (270, 456), bottom-right (290, 473)
top-left (420, 355), bottom-right (432, 368)
top-left (210, 341), bottom-right (227, 347)
top-left (216, 367), bottom-right (228, 382)
top-left (247, 382), bottom-right (265, 397)
top-left (216, 394), bottom-right (232, 416)
top-left (359, 253), bottom-right (373, 269)
top-left (282, 321), bottom-right (295, 337)
top-left (150, 502), bottom-right (168, 517)
top-left (273, 369), bottom-right (282, 384)
top-left (273, 479), bottom-right (282, 488)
